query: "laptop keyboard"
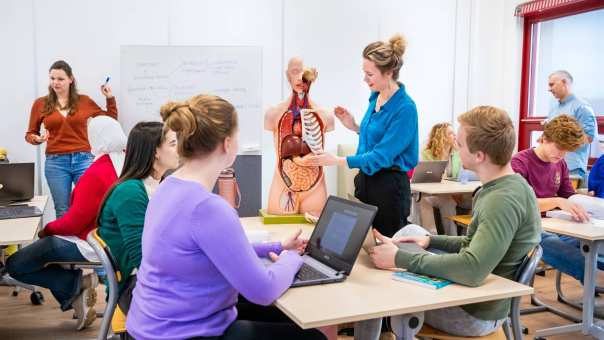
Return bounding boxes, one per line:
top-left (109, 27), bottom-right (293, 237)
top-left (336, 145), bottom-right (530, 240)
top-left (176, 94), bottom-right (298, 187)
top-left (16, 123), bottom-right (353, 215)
top-left (296, 263), bottom-right (329, 281)
top-left (0, 206), bottom-right (42, 220)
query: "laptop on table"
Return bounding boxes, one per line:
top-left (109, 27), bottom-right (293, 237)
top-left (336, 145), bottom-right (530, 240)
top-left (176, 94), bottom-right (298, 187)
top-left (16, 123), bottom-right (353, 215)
top-left (290, 195), bottom-right (377, 287)
top-left (411, 160), bottom-right (448, 183)
top-left (0, 163), bottom-right (42, 219)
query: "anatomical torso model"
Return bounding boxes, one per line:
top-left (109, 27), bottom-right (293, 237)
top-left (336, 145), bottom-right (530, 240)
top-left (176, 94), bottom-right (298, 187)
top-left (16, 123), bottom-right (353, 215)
top-left (264, 57), bottom-right (334, 216)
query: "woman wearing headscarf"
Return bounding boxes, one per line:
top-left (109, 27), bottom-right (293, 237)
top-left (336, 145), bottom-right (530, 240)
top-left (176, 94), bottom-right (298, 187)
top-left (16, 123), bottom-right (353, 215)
top-left (6, 116), bottom-right (127, 331)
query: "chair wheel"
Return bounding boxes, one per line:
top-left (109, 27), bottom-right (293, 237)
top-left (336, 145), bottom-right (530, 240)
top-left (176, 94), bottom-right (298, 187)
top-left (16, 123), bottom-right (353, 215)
top-left (534, 337), bottom-right (546, 340)
top-left (522, 326), bottom-right (529, 334)
top-left (557, 296), bottom-right (564, 303)
top-left (30, 291), bottom-right (44, 305)
top-left (11, 291), bottom-right (18, 297)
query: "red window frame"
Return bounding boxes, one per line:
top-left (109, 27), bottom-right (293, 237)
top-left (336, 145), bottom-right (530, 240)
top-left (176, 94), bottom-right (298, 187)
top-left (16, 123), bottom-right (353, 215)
top-left (517, 0), bottom-right (604, 165)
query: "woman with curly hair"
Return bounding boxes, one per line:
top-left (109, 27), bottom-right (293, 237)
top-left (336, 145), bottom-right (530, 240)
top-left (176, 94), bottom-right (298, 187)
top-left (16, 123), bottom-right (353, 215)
top-left (419, 122), bottom-right (468, 235)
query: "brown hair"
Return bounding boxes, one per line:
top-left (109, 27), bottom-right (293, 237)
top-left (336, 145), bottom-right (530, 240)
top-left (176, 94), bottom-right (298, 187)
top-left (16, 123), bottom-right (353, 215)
top-left (542, 114), bottom-right (584, 151)
top-left (160, 94), bottom-right (238, 158)
top-left (425, 123), bottom-right (453, 160)
top-left (457, 106), bottom-right (516, 166)
top-left (43, 60), bottom-right (79, 116)
top-left (363, 34), bottom-right (407, 80)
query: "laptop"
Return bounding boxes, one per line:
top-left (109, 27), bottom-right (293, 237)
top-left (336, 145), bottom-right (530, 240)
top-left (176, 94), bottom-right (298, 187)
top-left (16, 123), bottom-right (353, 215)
top-left (0, 163), bottom-right (35, 205)
top-left (291, 195), bottom-right (377, 287)
top-left (411, 160), bottom-right (448, 183)
top-left (0, 163), bottom-right (42, 219)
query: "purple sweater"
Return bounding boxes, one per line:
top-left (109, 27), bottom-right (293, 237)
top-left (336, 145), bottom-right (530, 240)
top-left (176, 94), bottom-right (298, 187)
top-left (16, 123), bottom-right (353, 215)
top-left (126, 177), bottom-right (303, 339)
top-left (511, 148), bottom-right (575, 199)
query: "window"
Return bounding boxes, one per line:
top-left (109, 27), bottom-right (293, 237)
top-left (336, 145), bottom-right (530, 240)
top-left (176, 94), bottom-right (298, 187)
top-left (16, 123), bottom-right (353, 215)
top-left (517, 0), bottom-right (604, 161)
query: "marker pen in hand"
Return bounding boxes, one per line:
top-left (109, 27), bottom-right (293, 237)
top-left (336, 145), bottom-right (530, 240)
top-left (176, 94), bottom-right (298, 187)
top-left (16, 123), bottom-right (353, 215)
top-left (103, 76), bottom-right (111, 86)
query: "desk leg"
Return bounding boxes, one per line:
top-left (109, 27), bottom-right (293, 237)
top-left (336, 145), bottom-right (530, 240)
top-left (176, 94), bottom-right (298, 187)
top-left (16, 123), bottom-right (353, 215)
top-left (390, 312), bottom-right (424, 340)
top-left (536, 240), bottom-right (604, 338)
top-left (581, 240), bottom-right (604, 338)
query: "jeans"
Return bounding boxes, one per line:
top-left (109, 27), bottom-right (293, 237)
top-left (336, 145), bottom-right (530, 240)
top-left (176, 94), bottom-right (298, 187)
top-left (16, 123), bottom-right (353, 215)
top-left (541, 232), bottom-right (604, 283)
top-left (6, 236), bottom-right (87, 311)
top-left (45, 151), bottom-right (93, 218)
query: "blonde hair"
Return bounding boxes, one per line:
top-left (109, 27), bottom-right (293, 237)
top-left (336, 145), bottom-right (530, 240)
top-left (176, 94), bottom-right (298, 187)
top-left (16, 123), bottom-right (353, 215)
top-left (363, 34), bottom-right (407, 80)
top-left (160, 94), bottom-right (238, 158)
top-left (425, 123), bottom-right (453, 160)
top-left (457, 106), bottom-right (516, 166)
top-left (542, 114), bottom-right (584, 151)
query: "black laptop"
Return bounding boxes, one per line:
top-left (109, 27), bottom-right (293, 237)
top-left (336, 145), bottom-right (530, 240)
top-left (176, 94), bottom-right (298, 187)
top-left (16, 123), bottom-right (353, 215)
top-left (291, 195), bottom-right (377, 287)
top-left (0, 163), bottom-right (42, 219)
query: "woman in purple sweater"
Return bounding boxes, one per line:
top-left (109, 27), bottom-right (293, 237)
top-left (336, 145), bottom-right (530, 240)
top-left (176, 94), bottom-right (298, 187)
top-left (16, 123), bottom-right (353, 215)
top-left (126, 94), bottom-right (325, 340)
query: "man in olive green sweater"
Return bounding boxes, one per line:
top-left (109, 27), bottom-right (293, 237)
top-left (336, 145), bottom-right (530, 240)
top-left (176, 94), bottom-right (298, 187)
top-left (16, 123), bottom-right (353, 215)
top-left (356, 106), bottom-right (541, 339)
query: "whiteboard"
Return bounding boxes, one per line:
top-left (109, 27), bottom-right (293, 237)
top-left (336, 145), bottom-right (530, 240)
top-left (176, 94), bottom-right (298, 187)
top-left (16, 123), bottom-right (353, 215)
top-left (120, 45), bottom-right (262, 154)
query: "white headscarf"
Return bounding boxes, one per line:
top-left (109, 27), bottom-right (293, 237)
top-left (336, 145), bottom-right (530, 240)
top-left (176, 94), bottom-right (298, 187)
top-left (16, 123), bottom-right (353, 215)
top-left (87, 116), bottom-right (127, 176)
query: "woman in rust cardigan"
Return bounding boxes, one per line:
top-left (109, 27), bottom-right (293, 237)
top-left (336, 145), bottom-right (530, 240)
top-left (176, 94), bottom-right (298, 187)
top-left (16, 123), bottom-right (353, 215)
top-left (25, 60), bottom-right (118, 218)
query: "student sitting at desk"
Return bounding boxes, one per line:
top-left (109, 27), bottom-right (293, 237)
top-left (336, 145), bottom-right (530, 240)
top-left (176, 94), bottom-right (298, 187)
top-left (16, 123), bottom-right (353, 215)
top-left (125, 94), bottom-right (325, 340)
top-left (511, 115), bottom-right (604, 286)
top-left (359, 106), bottom-right (541, 338)
top-left (6, 116), bottom-right (126, 330)
top-left (418, 122), bottom-right (470, 235)
top-left (98, 121), bottom-right (179, 298)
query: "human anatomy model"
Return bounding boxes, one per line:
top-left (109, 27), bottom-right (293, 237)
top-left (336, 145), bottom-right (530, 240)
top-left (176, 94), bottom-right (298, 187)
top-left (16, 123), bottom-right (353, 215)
top-left (264, 57), bottom-right (334, 216)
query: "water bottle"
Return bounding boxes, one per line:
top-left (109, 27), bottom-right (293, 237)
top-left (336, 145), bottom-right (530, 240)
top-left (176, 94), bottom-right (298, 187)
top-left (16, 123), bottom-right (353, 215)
top-left (459, 169), bottom-right (469, 185)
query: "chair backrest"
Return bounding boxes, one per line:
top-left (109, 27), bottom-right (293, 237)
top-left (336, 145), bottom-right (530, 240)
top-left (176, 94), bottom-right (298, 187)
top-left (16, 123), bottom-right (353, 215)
top-left (514, 244), bottom-right (543, 285)
top-left (86, 228), bottom-right (123, 340)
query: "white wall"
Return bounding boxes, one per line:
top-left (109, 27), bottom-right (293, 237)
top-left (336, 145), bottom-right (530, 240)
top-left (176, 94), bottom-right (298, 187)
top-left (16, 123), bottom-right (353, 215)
top-left (1, 0), bottom-right (527, 215)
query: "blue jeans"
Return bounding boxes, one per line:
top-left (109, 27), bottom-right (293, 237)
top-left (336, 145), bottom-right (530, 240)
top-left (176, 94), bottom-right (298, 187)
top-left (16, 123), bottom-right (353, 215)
top-left (6, 236), bottom-right (87, 311)
top-left (541, 232), bottom-right (604, 284)
top-left (45, 152), bottom-right (93, 218)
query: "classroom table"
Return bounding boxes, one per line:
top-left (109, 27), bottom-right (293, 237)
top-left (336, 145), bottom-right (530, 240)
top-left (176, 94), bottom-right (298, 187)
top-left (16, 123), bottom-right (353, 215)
top-left (0, 196), bottom-right (48, 245)
top-left (0, 196), bottom-right (48, 302)
top-left (409, 180), bottom-right (481, 234)
top-left (410, 180), bottom-right (481, 196)
top-left (534, 218), bottom-right (604, 338)
top-left (241, 217), bottom-right (533, 339)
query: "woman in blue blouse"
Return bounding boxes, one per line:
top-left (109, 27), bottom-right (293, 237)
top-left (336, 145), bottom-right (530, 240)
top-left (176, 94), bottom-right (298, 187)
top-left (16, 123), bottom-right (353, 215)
top-left (305, 34), bottom-right (418, 237)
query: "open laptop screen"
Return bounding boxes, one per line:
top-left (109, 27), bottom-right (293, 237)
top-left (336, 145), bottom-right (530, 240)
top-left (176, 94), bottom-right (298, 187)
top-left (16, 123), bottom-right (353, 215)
top-left (307, 196), bottom-right (377, 275)
top-left (0, 163), bottom-right (35, 205)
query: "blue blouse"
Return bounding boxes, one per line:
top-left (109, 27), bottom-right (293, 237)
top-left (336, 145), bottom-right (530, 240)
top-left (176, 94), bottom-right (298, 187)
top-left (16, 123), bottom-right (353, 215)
top-left (346, 83), bottom-right (419, 175)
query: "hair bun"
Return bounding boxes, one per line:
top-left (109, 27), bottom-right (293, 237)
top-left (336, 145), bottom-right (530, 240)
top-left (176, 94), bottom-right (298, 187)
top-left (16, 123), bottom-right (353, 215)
top-left (389, 34), bottom-right (407, 57)
top-left (160, 101), bottom-right (188, 119)
top-left (160, 100), bottom-right (197, 138)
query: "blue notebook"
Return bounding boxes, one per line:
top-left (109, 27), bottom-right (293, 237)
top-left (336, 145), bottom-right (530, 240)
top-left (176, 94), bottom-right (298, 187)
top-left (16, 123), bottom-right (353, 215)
top-left (392, 271), bottom-right (452, 289)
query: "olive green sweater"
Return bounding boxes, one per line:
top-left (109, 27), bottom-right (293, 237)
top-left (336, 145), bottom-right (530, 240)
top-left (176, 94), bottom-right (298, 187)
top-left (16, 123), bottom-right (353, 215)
top-left (395, 174), bottom-right (541, 320)
top-left (98, 179), bottom-right (149, 294)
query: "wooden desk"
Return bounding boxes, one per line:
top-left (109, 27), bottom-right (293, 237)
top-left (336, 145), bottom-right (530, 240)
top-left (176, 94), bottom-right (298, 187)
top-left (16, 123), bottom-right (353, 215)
top-left (241, 217), bottom-right (532, 334)
top-left (411, 180), bottom-right (481, 195)
top-left (0, 196), bottom-right (48, 246)
top-left (536, 218), bottom-right (604, 338)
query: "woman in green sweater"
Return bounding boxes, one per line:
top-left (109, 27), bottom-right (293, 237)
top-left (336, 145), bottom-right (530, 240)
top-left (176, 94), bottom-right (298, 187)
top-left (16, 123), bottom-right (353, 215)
top-left (417, 122), bottom-right (467, 235)
top-left (98, 122), bottom-right (179, 294)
